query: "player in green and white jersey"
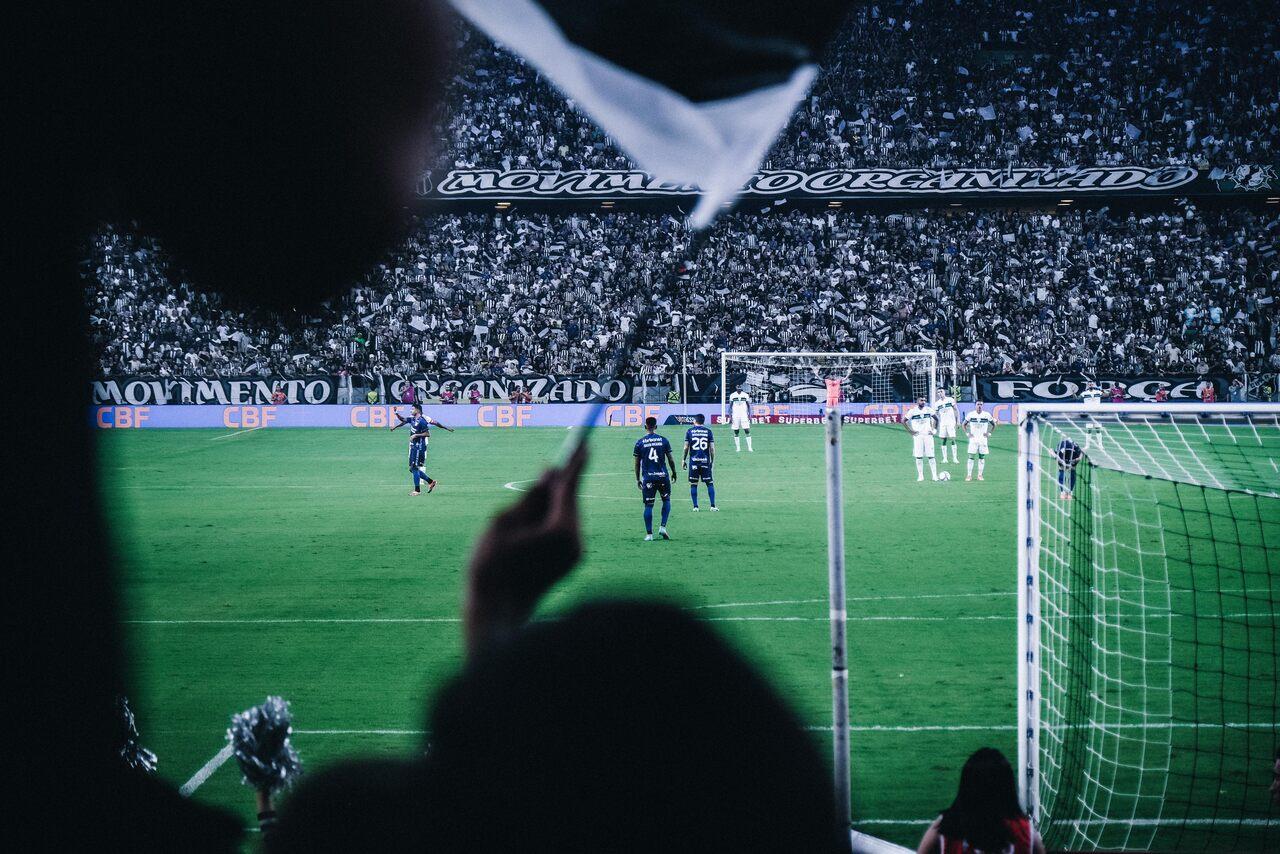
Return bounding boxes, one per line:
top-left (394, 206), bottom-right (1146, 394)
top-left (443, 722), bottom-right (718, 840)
top-left (962, 401), bottom-right (997, 481)
top-left (934, 386), bottom-right (960, 464)
top-left (902, 396), bottom-right (939, 482)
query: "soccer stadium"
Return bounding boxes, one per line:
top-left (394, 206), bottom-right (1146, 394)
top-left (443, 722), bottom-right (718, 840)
top-left (26, 1), bottom-right (1280, 851)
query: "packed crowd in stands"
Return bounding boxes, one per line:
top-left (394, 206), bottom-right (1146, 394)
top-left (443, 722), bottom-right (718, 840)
top-left (88, 206), bottom-right (1280, 381)
top-left (440, 1), bottom-right (1279, 173)
top-left (86, 0), bottom-right (1280, 385)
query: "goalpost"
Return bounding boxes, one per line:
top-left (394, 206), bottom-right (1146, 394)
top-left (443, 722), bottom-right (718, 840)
top-left (719, 351), bottom-right (935, 854)
top-left (1017, 403), bottom-right (1280, 852)
top-left (720, 351), bottom-right (938, 420)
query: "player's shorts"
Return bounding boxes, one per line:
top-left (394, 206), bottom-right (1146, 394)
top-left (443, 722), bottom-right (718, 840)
top-left (967, 436), bottom-right (990, 456)
top-left (938, 420), bottom-right (957, 439)
top-left (688, 462), bottom-right (713, 484)
top-left (641, 474), bottom-right (672, 505)
top-left (730, 412), bottom-right (751, 430)
top-left (408, 441), bottom-right (427, 469)
top-left (912, 432), bottom-right (935, 458)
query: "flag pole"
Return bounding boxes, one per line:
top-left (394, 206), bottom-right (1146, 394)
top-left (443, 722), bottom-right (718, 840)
top-left (825, 404), bottom-right (850, 827)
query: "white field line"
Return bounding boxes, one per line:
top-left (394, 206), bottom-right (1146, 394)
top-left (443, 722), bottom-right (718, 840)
top-left (283, 721), bottom-right (1277, 737)
top-left (126, 617), bottom-right (463, 625)
top-left (125, 611), bottom-right (1276, 626)
top-left (694, 588), bottom-right (1278, 610)
top-left (210, 426), bottom-right (266, 441)
top-left (692, 591), bottom-right (1011, 609)
top-left (125, 614), bottom-right (1013, 626)
top-left (178, 743), bottom-right (233, 796)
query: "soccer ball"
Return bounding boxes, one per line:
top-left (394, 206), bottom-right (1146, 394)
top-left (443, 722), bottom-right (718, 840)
top-left (938, 471), bottom-right (951, 481)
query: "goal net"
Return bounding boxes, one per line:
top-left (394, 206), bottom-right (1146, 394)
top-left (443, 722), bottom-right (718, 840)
top-left (720, 351), bottom-right (937, 419)
top-left (1017, 403), bottom-right (1280, 852)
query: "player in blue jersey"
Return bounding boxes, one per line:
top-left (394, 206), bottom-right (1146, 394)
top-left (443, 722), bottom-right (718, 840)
top-left (1055, 438), bottom-right (1084, 500)
top-left (634, 416), bottom-right (678, 540)
top-left (391, 403), bottom-right (454, 495)
top-left (682, 413), bottom-right (717, 512)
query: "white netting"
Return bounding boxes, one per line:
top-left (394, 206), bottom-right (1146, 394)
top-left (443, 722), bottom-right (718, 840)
top-left (721, 352), bottom-right (936, 417)
top-left (1023, 407), bottom-right (1280, 852)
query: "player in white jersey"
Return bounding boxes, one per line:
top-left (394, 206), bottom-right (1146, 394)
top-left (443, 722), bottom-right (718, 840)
top-left (934, 387), bottom-right (960, 464)
top-left (728, 386), bottom-right (753, 452)
top-left (902, 396), bottom-right (939, 481)
top-left (962, 400), bottom-right (997, 481)
top-left (1081, 381), bottom-right (1104, 451)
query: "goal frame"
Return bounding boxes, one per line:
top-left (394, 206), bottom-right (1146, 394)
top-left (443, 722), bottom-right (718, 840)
top-left (1015, 401), bottom-right (1280, 830)
top-left (719, 350), bottom-right (938, 419)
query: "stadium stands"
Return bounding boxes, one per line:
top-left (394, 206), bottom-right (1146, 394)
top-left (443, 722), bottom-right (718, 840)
top-left (440, 1), bottom-right (1278, 172)
top-left (89, 207), bottom-right (1279, 380)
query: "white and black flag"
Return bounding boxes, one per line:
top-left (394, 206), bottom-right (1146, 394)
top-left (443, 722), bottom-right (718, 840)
top-left (449, 0), bottom-right (854, 227)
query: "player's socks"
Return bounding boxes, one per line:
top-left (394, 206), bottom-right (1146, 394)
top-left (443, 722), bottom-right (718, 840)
top-left (660, 498), bottom-right (670, 527)
top-left (411, 469), bottom-right (422, 491)
top-left (734, 434), bottom-right (741, 452)
top-left (707, 484), bottom-right (716, 508)
top-left (643, 505), bottom-right (653, 535)
top-left (915, 458), bottom-right (924, 480)
top-left (978, 458), bottom-right (986, 479)
top-left (690, 485), bottom-right (699, 508)
top-left (929, 458), bottom-right (938, 480)
top-left (746, 436), bottom-right (753, 452)
top-left (966, 457), bottom-right (975, 479)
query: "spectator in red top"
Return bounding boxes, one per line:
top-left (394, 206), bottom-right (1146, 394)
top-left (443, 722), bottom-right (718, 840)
top-left (401, 383), bottom-right (417, 405)
top-left (270, 386), bottom-right (286, 405)
top-left (1153, 387), bottom-right (1171, 403)
top-left (1109, 384), bottom-right (1125, 403)
top-left (469, 387), bottom-right (482, 405)
top-left (441, 388), bottom-right (457, 404)
top-left (917, 748), bottom-right (1045, 854)
top-left (1198, 378), bottom-right (1217, 403)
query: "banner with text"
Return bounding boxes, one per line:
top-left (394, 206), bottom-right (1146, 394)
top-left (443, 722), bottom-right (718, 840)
top-left (976, 375), bottom-right (1226, 403)
top-left (420, 165), bottom-right (1277, 203)
top-left (89, 401), bottom-right (1023, 430)
top-left (92, 375), bottom-right (634, 405)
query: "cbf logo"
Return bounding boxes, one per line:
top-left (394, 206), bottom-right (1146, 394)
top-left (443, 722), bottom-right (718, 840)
top-left (1217, 165), bottom-right (1276, 191)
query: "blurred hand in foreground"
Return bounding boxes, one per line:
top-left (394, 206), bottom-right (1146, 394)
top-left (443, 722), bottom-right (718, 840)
top-left (465, 443), bottom-right (587, 654)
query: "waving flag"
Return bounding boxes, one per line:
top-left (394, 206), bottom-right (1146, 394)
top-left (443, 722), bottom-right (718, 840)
top-left (450, 0), bottom-right (854, 227)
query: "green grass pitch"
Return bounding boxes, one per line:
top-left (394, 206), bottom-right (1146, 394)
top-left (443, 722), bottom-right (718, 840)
top-left (98, 421), bottom-right (1277, 850)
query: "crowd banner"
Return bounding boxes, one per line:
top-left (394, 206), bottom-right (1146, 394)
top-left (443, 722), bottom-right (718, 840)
top-left (383, 374), bottom-right (633, 404)
top-left (420, 164), bottom-right (1277, 202)
top-left (976, 374), bottom-right (1226, 402)
top-left (92, 375), bottom-right (634, 406)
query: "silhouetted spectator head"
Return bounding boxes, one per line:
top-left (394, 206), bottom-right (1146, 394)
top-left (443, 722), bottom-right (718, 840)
top-left (269, 758), bottom-right (429, 853)
top-left (937, 747), bottom-right (1028, 853)
top-left (425, 600), bottom-right (848, 853)
top-left (76, 1), bottom-right (450, 310)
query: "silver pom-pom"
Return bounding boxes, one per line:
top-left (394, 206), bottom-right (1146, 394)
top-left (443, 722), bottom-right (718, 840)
top-left (227, 696), bottom-right (302, 791)
top-left (117, 695), bottom-right (158, 774)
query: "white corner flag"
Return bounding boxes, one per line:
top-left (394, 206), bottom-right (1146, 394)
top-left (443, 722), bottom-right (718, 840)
top-left (449, 0), bottom-right (852, 228)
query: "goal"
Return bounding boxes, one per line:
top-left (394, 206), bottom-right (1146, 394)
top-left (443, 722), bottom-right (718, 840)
top-left (719, 351), bottom-right (937, 420)
top-left (1017, 403), bottom-right (1280, 852)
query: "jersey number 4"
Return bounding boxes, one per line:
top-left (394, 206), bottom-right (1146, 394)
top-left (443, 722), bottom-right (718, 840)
top-left (648, 448), bottom-right (660, 462)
